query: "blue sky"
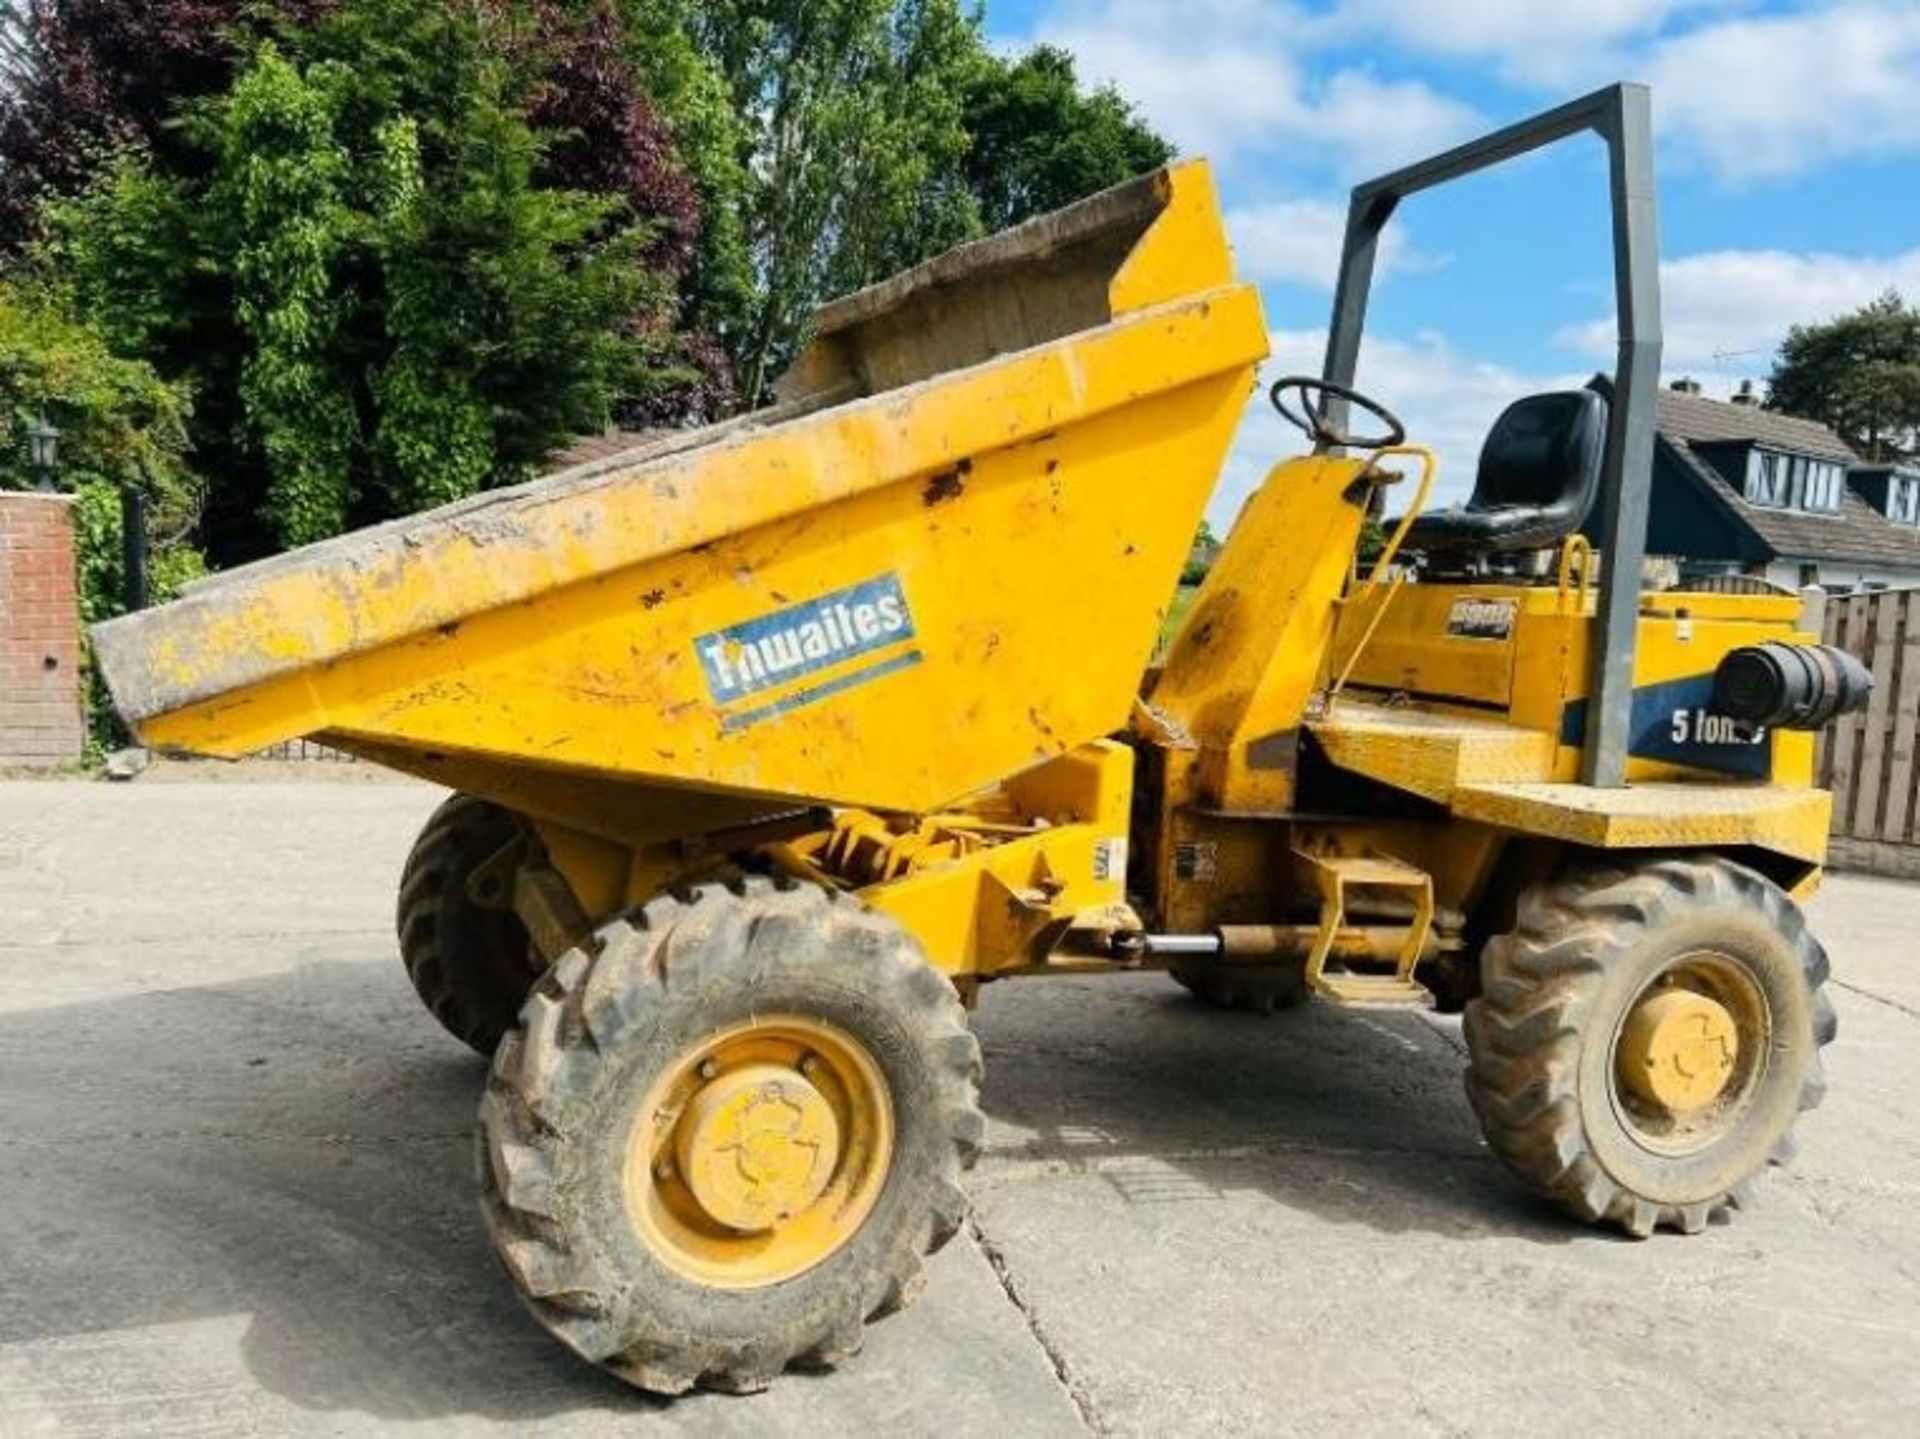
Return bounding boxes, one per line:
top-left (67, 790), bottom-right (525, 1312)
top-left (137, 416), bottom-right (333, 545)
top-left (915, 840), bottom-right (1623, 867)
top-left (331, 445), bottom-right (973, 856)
top-left (982, 1), bottom-right (1920, 521)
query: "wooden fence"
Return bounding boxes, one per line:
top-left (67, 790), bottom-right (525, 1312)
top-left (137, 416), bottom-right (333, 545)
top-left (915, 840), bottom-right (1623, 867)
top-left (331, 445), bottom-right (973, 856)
top-left (1816, 587), bottom-right (1920, 878)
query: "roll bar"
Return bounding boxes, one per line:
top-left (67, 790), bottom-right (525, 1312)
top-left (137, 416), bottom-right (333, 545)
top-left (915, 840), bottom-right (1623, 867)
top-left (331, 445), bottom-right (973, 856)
top-left (1322, 83), bottom-right (1664, 788)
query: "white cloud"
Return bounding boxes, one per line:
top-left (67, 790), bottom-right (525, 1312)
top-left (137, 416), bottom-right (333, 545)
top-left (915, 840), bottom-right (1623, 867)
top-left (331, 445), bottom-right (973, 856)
top-left (1224, 198), bottom-right (1438, 290)
top-left (1019, 0), bottom-right (1482, 171)
top-left (1011, 2), bottom-right (1920, 186)
top-left (1336, 0), bottom-right (1721, 88)
top-left (1642, 5), bottom-right (1920, 181)
top-left (1328, 3), bottom-right (1920, 184)
top-left (1211, 329), bottom-right (1582, 528)
top-left (1558, 246), bottom-right (1920, 385)
top-left (1350, 2), bottom-right (1920, 184)
top-left (1291, 70), bottom-right (1487, 175)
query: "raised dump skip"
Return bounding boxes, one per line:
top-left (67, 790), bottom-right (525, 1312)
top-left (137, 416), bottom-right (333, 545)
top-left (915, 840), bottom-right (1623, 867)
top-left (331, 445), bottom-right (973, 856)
top-left (93, 161), bottom-right (1268, 816)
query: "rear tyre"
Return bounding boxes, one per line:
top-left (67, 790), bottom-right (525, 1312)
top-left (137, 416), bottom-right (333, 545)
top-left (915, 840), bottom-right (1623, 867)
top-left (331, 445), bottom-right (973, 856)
top-left (1168, 959), bottom-right (1309, 1014)
top-left (396, 794), bottom-right (540, 1056)
top-left (478, 877), bottom-right (983, 1394)
top-left (1464, 855), bottom-right (1834, 1237)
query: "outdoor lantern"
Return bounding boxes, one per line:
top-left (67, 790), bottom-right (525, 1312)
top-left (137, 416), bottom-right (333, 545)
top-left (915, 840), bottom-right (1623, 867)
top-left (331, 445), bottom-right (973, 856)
top-left (27, 413), bottom-right (60, 492)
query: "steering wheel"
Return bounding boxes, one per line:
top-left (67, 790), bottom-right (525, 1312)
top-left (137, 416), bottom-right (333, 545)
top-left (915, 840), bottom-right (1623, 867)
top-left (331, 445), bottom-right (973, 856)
top-left (1269, 376), bottom-right (1406, 450)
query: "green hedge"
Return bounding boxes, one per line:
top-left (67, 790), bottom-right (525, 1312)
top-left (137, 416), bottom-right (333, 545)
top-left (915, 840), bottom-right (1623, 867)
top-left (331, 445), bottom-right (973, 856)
top-left (1, 278), bottom-right (205, 752)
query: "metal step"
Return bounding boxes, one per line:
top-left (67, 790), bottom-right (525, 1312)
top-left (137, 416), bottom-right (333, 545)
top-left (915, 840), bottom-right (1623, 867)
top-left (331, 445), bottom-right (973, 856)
top-left (1292, 847), bottom-right (1436, 1008)
top-left (1309, 854), bottom-right (1430, 887)
top-left (1313, 973), bottom-right (1435, 1010)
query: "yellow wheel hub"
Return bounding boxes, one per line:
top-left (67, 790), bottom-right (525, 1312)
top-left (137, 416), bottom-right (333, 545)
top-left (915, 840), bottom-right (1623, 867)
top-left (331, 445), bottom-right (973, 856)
top-left (675, 1064), bottom-right (841, 1232)
top-left (1618, 986), bottom-right (1740, 1113)
top-left (625, 1016), bottom-right (893, 1289)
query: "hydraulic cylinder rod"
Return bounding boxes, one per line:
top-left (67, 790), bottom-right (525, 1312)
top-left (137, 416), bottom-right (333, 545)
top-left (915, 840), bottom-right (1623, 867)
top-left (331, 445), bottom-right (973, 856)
top-left (1128, 925), bottom-right (1443, 965)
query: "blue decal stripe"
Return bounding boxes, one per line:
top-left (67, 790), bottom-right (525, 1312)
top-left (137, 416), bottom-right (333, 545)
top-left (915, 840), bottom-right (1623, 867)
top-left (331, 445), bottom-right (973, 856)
top-left (1558, 671), bottom-right (1771, 779)
top-left (721, 649), bottom-right (923, 733)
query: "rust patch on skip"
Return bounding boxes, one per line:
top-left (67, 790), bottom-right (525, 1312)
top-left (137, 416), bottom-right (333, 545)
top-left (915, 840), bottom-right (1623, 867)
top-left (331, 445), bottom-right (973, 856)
top-left (640, 588), bottom-right (667, 609)
top-left (923, 457), bottom-right (973, 507)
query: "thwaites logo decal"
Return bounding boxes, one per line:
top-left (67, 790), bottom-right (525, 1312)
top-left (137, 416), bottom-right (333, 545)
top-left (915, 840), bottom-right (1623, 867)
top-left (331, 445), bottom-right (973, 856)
top-left (1446, 597), bottom-right (1518, 641)
top-left (696, 573), bottom-right (921, 732)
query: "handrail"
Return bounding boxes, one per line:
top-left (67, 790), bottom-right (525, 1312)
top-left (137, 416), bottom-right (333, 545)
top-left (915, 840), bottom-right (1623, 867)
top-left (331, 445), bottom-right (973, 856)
top-left (1327, 445), bottom-right (1436, 710)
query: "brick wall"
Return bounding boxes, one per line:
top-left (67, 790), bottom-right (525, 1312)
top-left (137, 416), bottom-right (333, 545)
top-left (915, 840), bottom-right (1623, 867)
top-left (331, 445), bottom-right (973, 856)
top-left (0, 493), bottom-right (85, 767)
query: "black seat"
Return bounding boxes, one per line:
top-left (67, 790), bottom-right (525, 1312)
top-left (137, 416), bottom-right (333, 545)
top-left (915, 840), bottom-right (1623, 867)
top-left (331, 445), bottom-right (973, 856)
top-left (1403, 390), bottom-right (1609, 554)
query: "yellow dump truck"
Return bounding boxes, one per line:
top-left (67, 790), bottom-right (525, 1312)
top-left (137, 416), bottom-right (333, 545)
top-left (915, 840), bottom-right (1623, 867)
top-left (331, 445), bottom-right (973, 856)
top-left (94, 85), bottom-right (1871, 1395)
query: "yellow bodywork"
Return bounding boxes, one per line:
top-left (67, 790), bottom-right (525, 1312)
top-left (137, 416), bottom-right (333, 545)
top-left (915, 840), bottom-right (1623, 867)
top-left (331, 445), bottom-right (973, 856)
top-left (1315, 580), bottom-right (1828, 863)
top-left (93, 162), bottom-right (1262, 976)
top-left (1148, 451), bottom-right (1380, 813)
top-left (93, 159), bottom-right (1835, 994)
top-left (100, 166), bottom-right (1261, 817)
top-left (1129, 442), bottom-right (1830, 949)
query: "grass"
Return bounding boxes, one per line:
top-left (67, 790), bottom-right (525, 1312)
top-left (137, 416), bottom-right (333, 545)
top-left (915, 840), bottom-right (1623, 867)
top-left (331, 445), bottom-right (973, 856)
top-left (1157, 583), bottom-right (1200, 655)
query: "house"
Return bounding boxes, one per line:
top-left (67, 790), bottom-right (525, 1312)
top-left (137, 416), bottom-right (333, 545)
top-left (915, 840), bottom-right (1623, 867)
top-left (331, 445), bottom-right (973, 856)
top-left (1631, 379), bottom-right (1920, 593)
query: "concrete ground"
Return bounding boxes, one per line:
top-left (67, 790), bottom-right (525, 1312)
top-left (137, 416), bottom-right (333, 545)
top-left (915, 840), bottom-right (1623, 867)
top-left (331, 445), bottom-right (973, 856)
top-left (2, 780), bottom-right (1917, 1437)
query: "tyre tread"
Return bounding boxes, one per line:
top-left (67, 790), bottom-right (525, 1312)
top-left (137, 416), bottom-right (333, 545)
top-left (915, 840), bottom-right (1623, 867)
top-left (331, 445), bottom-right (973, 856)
top-left (479, 878), bottom-right (982, 1394)
top-left (395, 794), bottom-right (538, 1054)
top-left (1463, 854), bottom-right (1832, 1237)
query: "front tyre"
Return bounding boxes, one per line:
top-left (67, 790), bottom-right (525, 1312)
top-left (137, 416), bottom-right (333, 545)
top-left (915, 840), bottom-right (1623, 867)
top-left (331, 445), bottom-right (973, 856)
top-left (479, 877), bottom-right (983, 1394)
top-left (1464, 855), bottom-right (1834, 1238)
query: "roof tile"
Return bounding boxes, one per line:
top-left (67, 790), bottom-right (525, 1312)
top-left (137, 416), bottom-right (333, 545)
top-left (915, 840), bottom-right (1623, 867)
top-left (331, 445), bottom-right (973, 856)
top-left (1655, 389), bottom-right (1859, 465)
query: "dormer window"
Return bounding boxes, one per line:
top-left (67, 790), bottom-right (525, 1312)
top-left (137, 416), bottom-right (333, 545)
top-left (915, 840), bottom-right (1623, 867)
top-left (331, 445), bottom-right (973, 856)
top-left (1746, 449), bottom-right (1789, 505)
top-left (1801, 459), bottom-right (1843, 511)
top-left (1889, 471), bottom-right (1920, 524)
top-left (1745, 447), bottom-right (1843, 513)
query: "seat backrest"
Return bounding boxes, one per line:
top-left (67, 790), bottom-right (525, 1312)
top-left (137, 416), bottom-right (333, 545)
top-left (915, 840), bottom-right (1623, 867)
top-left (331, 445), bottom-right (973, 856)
top-left (1406, 389), bottom-right (1609, 554)
top-left (1477, 390), bottom-right (1608, 511)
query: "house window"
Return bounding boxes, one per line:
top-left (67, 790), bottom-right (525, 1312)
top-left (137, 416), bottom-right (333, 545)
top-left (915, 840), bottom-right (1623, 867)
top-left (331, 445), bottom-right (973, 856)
top-left (1744, 448), bottom-right (1843, 512)
top-left (1745, 449), bottom-right (1790, 506)
top-left (1798, 459), bottom-right (1844, 512)
top-left (1889, 473), bottom-right (1920, 524)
